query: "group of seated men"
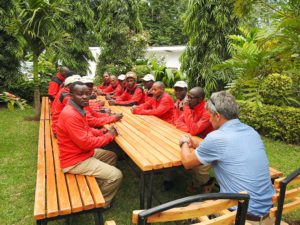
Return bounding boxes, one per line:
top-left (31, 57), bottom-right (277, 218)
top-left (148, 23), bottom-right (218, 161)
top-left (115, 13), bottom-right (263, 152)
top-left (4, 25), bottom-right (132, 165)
top-left (48, 67), bottom-right (275, 224)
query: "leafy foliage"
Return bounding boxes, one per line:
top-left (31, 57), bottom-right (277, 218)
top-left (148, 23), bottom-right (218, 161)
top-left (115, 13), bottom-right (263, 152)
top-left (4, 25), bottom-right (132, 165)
top-left (95, 0), bottom-right (148, 76)
top-left (181, 0), bottom-right (239, 94)
top-left (238, 100), bottom-right (300, 144)
top-left (0, 92), bottom-right (28, 110)
top-left (139, 0), bottom-right (187, 46)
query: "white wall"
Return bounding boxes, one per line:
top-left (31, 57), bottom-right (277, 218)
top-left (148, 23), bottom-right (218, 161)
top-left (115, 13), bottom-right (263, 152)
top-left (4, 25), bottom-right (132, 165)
top-left (88, 46), bottom-right (185, 77)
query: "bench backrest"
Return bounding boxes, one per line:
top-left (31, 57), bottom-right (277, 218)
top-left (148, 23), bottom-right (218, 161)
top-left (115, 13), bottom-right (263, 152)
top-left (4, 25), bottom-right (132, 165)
top-left (132, 193), bottom-right (250, 225)
top-left (271, 168), bottom-right (300, 225)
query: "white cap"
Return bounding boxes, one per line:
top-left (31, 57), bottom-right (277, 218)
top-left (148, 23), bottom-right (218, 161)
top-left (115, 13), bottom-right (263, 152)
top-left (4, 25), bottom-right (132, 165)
top-left (142, 74), bottom-right (155, 82)
top-left (64, 75), bottom-right (81, 86)
top-left (174, 81), bottom-right (188, 88)
top-left (118, 74), bottom-right (126, 81)
top-left (80, 76), bottom-right (94, 84)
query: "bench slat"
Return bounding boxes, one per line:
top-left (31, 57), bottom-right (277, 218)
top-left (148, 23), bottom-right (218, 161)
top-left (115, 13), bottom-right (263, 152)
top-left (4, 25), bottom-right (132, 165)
top-left (86, 176), bottom-right (105, 208)
top-left (45, 121), bottom-right (59, 217)
top-left (270, 198), bottom-right (300, 217)
top-left (40, 98), bottom-right (46, 120)
top-left (45, 97), bottom-right (50, 120)
top-left (65, 173), bottom-right (84, 213)
top-left (76, 175), bottom-right (95, 210)
top-left (51, 132), bottom-right (72, 215)
top-left (34, 120), bottom-right (46, 220)
top-left (194, 211), bottom-right (236, 225)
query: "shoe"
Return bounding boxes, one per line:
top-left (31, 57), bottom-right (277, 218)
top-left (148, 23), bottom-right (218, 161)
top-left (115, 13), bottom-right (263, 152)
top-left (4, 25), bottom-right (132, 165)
top-left (161, 181), bottom-right (174, 192)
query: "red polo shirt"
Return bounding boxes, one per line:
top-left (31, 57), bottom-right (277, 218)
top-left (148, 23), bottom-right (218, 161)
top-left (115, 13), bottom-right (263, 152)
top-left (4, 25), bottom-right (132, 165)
top-left (173, 99), bottom-right (185, 126)
top-left (102, 82), bottom-right (123, 96)
top-left (84, 106), bottom-right (118, 127)
top-left (175, 100), bottom-right (214, 138)
top-left (115, 84), bottom-right (144, 106)
top-left (132, 92), bottom-right (174, 124)
top-left (51, 87), bottom-right (71, 135)
top-left (48, 72), bottom-right (65, 102)
top-left (98, 81), bottom-right (110, 90)
top-left (57, 100), bottom-right (114, 169)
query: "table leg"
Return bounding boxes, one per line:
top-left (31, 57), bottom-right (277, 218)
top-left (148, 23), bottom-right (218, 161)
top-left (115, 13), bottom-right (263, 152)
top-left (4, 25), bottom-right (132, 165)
top-left (140, 172), bottom-right (145, 209)
top-left (147, 171), bottom-right (154, 209)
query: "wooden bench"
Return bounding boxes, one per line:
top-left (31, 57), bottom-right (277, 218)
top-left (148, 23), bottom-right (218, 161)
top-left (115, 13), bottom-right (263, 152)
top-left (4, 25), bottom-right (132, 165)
top-left (34, 97), bottom-right (106, 225)
top-left (106, 193), bottom-right (250, 225)
top-left (271, 168), bottom-right (300, 225)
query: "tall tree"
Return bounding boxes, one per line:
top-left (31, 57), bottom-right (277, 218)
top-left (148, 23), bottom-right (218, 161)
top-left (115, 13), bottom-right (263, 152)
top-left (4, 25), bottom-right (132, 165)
top-left (95, 0), bottom-right (148, 76)
top-left (0, 0), bottom-right (23, 90)
top-left (139, 0), bottom-right (187, 46)
top-left (181, 0), bottom-right (239, 94)
top-left (8, 0), bottom-right (68, 117)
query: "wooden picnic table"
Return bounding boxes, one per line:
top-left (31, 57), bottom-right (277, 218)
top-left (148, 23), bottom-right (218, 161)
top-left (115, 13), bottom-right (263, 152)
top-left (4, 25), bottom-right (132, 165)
top-left (96, 97), bottom-right (283, 209)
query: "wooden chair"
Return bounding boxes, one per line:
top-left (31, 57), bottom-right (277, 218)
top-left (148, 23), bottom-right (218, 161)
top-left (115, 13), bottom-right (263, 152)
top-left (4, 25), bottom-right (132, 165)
top-left (271, 168), bottom-right (300, 225)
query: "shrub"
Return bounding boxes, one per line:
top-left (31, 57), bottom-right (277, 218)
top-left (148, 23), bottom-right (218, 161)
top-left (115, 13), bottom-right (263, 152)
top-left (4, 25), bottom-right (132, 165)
top-left (238, 100), bottom-right (300, 144)
top-left (0, 92), bottom-right (28, 110)
top-left (260, 73), bottom-right (293, 106)
top-left (165, 88), bottom-right (175, 101)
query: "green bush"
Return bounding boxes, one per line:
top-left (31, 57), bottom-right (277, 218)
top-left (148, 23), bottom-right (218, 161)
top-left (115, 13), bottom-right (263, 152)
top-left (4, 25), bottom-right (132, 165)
top-left (260, 73), bottom-right (293, 106)
top-left (165, 88), bottom-right (175, 101)
top-left (238, 100), bottom-right (300, 144)
top-left (132, 65), bottom-right (151, 81)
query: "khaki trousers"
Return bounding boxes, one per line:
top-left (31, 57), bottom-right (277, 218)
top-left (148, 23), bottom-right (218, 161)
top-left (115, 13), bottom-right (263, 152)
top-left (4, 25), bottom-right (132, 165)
top-left (246, 217), bottom-right (275, 225)
top-left (63, 148), bottom-right (123, 203)
top-left (192, 164), bottom-right (211, 187)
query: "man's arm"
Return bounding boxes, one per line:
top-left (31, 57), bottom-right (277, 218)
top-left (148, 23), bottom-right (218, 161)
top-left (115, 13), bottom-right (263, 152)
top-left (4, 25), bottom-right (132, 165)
top-left (133, 95), bottom-right (172, 116)
top-left (115, 88), bottom-right (144, 106)
top-left (179, 135), bottom-right (201, 169)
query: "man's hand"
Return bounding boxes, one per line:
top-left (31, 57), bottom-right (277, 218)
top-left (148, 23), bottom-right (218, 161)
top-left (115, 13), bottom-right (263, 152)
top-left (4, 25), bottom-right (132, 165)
top-left (131, 105), bottom-right (138, 113)
top-left (108, 126), bottom-right (118, 137)
top-left (97, 89), bottom-right (103, 95)
top-left (183, 97), bottom-right (189, 107)
top-left (114, 113), bottom-right (123, 121)
top-left (108, 100), bottom-right (116, 105)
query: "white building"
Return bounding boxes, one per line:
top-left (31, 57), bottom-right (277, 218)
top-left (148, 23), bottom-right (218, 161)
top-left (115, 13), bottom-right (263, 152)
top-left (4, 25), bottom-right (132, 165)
top-left (87, 46), bottom-right (186, 77)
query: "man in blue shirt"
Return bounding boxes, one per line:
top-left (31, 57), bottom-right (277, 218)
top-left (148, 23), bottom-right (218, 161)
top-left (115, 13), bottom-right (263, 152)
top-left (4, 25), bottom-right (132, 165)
top-left (179, 91), bottom-right (275, 225)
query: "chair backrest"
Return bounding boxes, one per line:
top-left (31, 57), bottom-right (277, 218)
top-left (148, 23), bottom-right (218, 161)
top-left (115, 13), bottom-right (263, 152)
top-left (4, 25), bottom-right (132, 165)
top-left (272, 168), bottom-right (300, 225)
top-left (132, 193), bottom-right (250, 225)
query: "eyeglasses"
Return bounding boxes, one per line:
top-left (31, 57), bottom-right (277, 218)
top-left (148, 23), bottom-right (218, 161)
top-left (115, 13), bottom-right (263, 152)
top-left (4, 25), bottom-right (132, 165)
top-left (207, 98), bottom-right (218, 113)
top-left (187, 95), bottom-right (201, 99)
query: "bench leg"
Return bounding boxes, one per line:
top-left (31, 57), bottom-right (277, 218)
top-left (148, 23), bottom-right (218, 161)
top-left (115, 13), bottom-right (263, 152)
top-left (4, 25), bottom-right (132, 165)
top-left (94, 209), bottom-right (104, 225)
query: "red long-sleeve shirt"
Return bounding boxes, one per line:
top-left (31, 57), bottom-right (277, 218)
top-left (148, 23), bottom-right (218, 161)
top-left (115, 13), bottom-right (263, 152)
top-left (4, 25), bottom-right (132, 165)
top-left (48, 72), bottom-right (65, 102)
top-left (173, 99), bottom-right (185, 125)
top-left (84, 106), bottom-right (118, 127)
top-left (51, 87), bottom-right (71, 135)
top-left (115, 84), bottom-right (144, 106)
top-left (175, 100), bottom-right (214, 138)
top-left (57, 100), bottom-right (114, 169)
top-left (97, 81), bottom-right (110, 90)
top-left (102, 82), bottom-right (123, 96)
top-left (132, 92), bottom-right (174, 124)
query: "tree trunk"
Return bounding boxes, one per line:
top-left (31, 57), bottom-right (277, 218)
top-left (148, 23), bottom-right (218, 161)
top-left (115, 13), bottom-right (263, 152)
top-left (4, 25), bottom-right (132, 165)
top-left (33, 53), bottom-right (41, 119)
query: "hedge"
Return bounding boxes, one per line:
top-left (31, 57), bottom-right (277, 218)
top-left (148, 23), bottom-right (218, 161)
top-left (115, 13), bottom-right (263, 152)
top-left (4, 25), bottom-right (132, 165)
top-left (237, 100), bottom-right (300, 144)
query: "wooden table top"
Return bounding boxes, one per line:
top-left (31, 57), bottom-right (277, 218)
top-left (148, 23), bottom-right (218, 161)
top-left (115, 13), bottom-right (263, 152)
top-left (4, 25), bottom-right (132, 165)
top-left (95, 97), bottom-right (283, 178)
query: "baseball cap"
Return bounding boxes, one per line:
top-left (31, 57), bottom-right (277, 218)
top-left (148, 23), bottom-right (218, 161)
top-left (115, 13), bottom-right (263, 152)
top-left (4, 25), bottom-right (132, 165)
top-left (142, 74), bottom-right (155, 82)
top-left (64, 75), bottom-right (81, 86)
top-left (174, 81), bottom-right (188, 88)
top-left (80, 76), bottom-right (94, 84)
top-left (125, 71), bottom-right (137, 80)
top-left (118, 74), bottom-right (126, 81)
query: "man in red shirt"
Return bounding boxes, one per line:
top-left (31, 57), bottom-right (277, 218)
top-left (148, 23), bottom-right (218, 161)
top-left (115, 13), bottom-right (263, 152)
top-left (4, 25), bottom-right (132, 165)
top-left (172, 81), bottom-right (188, 127)
top-left (51, 75), bottom-right (81, 137)
top-left (100, 75), bottom-right (123, 96)
top-left (131, 81), bottom-right (174, 124)
top-left (108, 72), bottom-right (144, 106)
top-left (57, 81), bottom-right (122, 204)
top-left (176, 87), bottom-right (214, 194)
top-left (97, 72), bottom-right (110, 90)
top-left (48, 67), bottom-right (70, 103)
top-left (176, 87), bottom-right (214, 138)
top-left (141, 74), bottom-right (155, 103)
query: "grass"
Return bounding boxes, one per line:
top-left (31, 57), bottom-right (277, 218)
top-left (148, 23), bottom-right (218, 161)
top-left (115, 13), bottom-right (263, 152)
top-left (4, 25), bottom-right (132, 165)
top-left (0, 108), bottom-right (299, 225)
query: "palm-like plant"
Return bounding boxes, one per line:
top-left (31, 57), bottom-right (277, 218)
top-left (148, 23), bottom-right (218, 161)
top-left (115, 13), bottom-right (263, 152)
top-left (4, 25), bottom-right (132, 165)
top-left (9, 0), bottom-right (66, 117)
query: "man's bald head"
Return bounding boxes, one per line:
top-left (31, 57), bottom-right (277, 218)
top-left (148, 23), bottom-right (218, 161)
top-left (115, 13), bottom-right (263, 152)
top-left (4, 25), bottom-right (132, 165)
top-left (151, 81), bottom-right (165, 99)
top-left (110, 75), bottom-right (118, 87)
top-left (187, 87), bottom-right (205, 109)
top-left (60, 66), bottom-right (70, 78)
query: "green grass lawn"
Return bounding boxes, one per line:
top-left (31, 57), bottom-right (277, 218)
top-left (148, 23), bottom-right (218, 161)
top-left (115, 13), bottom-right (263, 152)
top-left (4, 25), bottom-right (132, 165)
top-left (0, 108), bottom-right (299, 225)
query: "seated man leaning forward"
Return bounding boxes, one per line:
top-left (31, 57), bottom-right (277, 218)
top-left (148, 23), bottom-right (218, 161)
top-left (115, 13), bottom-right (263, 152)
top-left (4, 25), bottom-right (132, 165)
top-left (131, 81), bottom-right (174, 124)
top-left (57, 81), bottom-right (123, 205)
top-left (179, 91), bottom-right (274, 225)
top-left (108, 71), bottom-right (144, 106)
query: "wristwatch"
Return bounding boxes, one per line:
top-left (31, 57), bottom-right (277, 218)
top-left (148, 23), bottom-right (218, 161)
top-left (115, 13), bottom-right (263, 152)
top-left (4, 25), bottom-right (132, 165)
top-left (179, 141), bottom-right (189, 148)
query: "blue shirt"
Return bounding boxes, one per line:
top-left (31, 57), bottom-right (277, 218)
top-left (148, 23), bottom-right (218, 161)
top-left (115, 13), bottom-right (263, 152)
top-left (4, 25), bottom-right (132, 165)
top-left (195, 119), bottom-right (274, 216)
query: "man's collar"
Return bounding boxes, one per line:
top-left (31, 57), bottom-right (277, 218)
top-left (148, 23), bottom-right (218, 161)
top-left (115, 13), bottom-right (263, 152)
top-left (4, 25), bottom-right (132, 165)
top-left (69, 99), bottom-right (86, 116)
top-left (219, 118), bottom-right (240, 130)
top-left (155, 92), bottom-right (165, 100)
top-left (193, 99), bottom-right (206, 110)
